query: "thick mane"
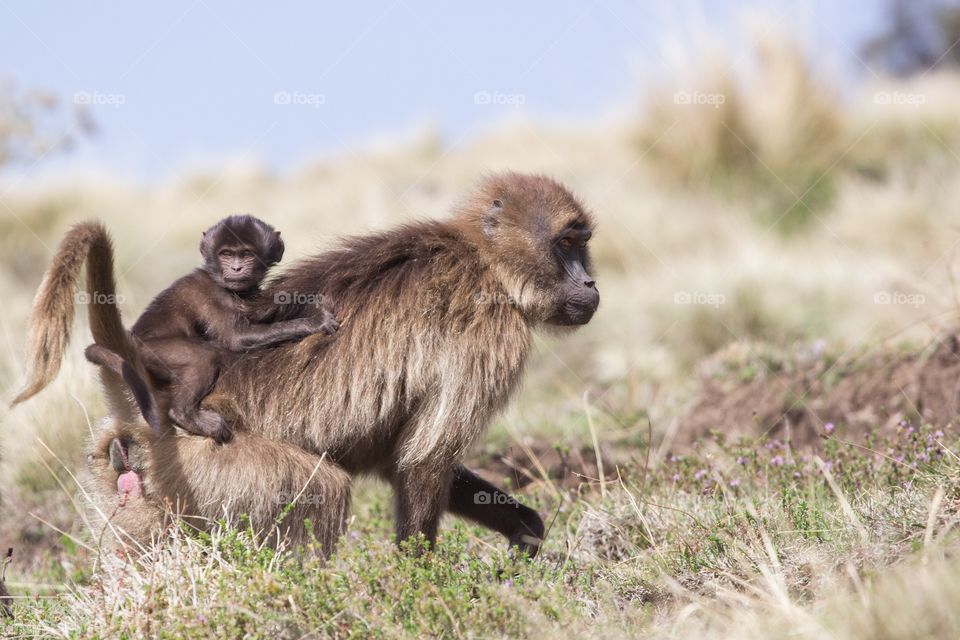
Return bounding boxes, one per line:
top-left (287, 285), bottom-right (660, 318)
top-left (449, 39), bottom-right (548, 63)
top-left (261, 219), bottom-right (472, 321)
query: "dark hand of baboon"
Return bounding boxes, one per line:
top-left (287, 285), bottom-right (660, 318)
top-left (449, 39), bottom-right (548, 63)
top-left (129, 214), bottom-right (340, 442)
top-left (448, 465), bottom-right (545, 558)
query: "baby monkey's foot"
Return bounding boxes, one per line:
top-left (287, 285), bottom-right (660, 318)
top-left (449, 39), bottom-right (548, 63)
top-left (170, 408), bottom-right (233, 443)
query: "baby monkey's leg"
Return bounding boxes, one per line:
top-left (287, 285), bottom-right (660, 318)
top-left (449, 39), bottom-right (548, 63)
top-left (141, 338), bottom-right (233, 443)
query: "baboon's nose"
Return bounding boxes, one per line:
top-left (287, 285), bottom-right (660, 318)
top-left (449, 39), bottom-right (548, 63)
top-left (584, 279), bottom-right (596, 288)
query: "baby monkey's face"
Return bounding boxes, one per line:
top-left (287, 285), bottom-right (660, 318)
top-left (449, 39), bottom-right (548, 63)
top-left (200, 214), bottom-right (285, 294)
top-left (213, 242), bottom-right (268, 292)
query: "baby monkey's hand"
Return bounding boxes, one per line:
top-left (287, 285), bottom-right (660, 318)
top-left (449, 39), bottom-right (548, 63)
top-left (309, 308), bottom-right (341, 335)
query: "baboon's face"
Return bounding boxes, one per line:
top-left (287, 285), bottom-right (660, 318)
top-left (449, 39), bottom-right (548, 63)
top-left (475, 174), bottom-right (599, 326)
top-left (545, 222), bottom-right (598, 325)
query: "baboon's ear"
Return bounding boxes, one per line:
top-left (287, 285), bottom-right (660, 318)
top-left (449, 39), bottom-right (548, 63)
top-left (484, 199), bottom-right (503, 236)
top-left (200, 230), bottom-right (214, 258)
top-left (270, 230), bottom-right (285, 263)
top-left (85, 344), bottom-right (163, 435)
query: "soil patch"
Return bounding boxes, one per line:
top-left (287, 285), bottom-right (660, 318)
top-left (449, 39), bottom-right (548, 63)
top-left (677, 334), bottom-right (960, 447)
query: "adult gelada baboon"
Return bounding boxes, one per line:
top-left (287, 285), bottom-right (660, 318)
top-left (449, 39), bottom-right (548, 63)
top-left (16, 172), bottom-right (599, 556)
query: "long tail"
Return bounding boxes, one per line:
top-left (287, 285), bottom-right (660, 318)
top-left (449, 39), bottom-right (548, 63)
top-left (12, 221), bottom-right (139, 405)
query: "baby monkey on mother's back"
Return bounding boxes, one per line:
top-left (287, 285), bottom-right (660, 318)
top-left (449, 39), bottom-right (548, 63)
top-left (130, 215), bottom-right (339, 443)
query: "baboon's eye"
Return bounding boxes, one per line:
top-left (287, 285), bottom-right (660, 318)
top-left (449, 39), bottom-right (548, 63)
top-left (558, 238), bottom-right (573, 250)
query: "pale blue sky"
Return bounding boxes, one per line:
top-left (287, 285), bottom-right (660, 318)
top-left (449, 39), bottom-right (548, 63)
top-left (1, 0), bottom-right (887, 183)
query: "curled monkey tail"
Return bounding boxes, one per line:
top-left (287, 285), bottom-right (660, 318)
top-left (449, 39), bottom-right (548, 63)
top-left (12, 221), bottom-right (138, 405)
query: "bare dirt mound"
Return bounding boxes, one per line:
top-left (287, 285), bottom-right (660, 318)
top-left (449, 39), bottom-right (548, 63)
top-left (677, 334), bottom-right (960, 447)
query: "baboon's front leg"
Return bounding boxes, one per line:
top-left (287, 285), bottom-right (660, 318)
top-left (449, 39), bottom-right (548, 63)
top-left (391, 464), bottom-right (453, 553)
top-left (447, 464), bottom-right (545, 557)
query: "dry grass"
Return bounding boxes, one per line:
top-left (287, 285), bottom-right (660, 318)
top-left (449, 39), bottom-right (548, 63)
top-left (635, 21), bottom-right (845, 232)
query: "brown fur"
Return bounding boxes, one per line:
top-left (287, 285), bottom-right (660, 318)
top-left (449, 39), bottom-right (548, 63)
top-left (16, 172), bottom-right (598, 555)
top-left (86, 418), bottom-right (350, 553)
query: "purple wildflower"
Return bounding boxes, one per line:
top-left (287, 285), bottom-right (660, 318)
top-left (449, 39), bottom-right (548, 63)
top-left (812, 339), bottom-right (825, 357)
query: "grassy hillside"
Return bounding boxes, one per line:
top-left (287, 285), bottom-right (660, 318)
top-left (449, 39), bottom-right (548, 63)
top-left (4, 34), bottom-right (960, 638)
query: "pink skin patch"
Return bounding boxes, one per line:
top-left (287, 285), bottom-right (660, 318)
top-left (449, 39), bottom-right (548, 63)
top-left (117, 470), bottom-right (142, 499)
